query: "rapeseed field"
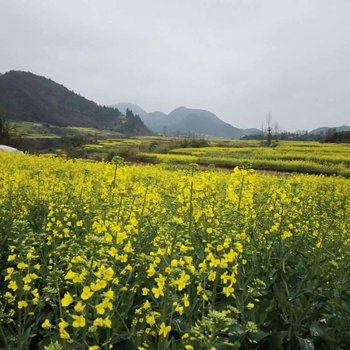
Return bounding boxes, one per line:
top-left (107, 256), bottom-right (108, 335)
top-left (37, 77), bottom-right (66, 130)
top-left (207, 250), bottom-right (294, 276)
top-left (0, 153), bottom-right (349, 349)
top-left (138, 141), bottom-right (350, 177)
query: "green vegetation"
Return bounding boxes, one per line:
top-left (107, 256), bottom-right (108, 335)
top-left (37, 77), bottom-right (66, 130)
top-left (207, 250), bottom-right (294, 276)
top-left (0, 114), bottom-right (20, 147)
top-left (323, 130), bottom-right (350, 143)
top-left (136, 141), bottom-right (350, 177)
top-left (0, 116), bottom-right (12, 145)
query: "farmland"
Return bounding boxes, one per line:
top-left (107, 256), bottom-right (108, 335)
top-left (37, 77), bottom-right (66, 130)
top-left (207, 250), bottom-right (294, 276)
top-left (137, 141), bottom-right (350, 177)
top-left (70, 137), bottom-right (350, 177)
top-left (1, 152), bottom-right (349, 349)
top-left (10, 121), bottom-right (350, 177)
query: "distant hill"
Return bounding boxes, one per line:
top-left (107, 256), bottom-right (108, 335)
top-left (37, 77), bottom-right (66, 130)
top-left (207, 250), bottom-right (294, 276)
top-left (144, 111), bottom-right (169, 132)
top-left (0, 71), bottom-right (151, 135)
top-left (166, 107), bottom-right (243, 138)
top-left (310, 125), bottom-right (350, 135)
top-left (113, 103), bottom-right (260, 138)
top-left (113, 102), bottom-right (148, 119)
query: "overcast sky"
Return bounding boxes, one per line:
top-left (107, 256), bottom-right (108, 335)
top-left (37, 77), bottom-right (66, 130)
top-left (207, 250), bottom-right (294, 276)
top-left (1, 0), bottom-right (349, 131)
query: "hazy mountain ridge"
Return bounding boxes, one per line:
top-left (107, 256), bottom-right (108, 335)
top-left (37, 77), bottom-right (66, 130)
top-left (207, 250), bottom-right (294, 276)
top-left (113, 103), bottom-right (261, 138)
top-left (309, 125), bottom-right (350, 135)
top-left (0, 71), bottom-right (151, 135)
top-left (2, 72), bottom-right (345, 139)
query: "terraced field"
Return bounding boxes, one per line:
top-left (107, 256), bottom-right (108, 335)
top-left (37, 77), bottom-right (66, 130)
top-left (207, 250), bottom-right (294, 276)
top-left (137, 141), bottom-right (350, 177)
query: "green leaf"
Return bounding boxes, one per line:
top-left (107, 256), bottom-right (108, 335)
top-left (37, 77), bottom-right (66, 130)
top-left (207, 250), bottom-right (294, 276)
top-left (309, 322), bottom-right (326, 337)
top-left (267, 332), bottom-right (285, 350)
top-left (171, 317), bottom-right (185, 333)
top-left (297, 337), bottom-right (315, 350)
top-left (273, 283), bottom-right (287, 305)
top-left (113, 339), bottom-right (134, 350)
top-left (251, 330), bottom-right (270, 343)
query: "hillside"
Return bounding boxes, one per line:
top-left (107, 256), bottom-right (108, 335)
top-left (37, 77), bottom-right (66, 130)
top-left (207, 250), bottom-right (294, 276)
top-left (310, 125), bottom-right (350, 135)
top-left (113, 103), bottom-right (260, 138)
top-left (0, 71), bottom-right (151, 135)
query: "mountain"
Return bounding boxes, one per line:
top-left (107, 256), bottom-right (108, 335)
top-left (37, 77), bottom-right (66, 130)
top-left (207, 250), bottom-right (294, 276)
top-left (142, 111), bottom-right (168, 132)
top-left (0, 71), bottom-right (151, 135)
top-left (310, 125), bottom-right (350, 135)
top-left (166, 107), bottom-right (243, 138)
top-left (112, 102), bottom-right (148, 119)
top-left (243, 128), bottom-right (263, 136)
top-left (113, 103), bottom-right (260, 138)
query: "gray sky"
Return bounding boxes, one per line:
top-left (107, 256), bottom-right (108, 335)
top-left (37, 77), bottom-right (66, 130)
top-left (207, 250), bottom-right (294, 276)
top-left (1, 0), bottom-right (350, 131)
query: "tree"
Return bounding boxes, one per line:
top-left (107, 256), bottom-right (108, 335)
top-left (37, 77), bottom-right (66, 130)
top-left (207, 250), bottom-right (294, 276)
top-left (265, 113), bottom-right (273, 146)
top-left (0, 115), bottom-right (12, 145)
top-left (260, 113), bottom-right (280, 146)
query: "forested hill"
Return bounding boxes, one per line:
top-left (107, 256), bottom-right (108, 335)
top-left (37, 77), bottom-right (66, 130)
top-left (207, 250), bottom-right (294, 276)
top-left (0, 71), bottom-right (151, 135)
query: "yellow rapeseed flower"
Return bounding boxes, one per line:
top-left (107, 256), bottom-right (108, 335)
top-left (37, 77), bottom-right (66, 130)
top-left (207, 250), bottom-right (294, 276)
top-left (182, 293), bottom-right (190, 308)
top-left (72, 314), bottom-right (86, 328)
top-left (18, 300), bottom-right (28, 309)
top-left (59, 319), bottom-right (70, 339)
top-left (81, 286), bottom-right (93, 300)
top-left (61, 292), bottom-right (73, 307)
top-left (7, 254), bottom-right (16, 262)
top-left (223, 284), bottom-right (235, 297)
top-left (64, 270), bottom-right (76, 280)
top-left (8, 280), bottom-right (18, 291)
top-left (41, 319), bottom-right (52, 329)
top-left (96, 303), bottom-right (105, 315)
top-left (74, 301), bottom-right (85, 313)
top-left (159, 322), bottom-right (171, 338)
top-left (145, 313), bottom-right (156, 326)
top-left (17, 262), bottom-right (28, 270)
top-left (247, 302), bottom-right (255, 310)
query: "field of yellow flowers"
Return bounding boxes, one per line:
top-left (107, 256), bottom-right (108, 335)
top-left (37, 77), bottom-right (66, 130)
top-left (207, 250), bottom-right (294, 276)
top-left (137, 141), bottom-right (350, 177)
top-left (1, 152), bottom-right (350, 350)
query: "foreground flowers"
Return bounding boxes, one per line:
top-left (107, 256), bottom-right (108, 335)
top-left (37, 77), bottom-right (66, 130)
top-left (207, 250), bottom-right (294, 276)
top-left (0, 153), bottom-right (349, 349)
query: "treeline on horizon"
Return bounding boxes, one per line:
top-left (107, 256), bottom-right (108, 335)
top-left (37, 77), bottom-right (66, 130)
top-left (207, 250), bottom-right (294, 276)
top-left (242, 128), bottom-right (350, 143)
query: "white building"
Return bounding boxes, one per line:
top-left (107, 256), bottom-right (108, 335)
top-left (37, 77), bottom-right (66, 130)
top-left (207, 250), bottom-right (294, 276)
top-left (0, 145), bottom-right (20, 152)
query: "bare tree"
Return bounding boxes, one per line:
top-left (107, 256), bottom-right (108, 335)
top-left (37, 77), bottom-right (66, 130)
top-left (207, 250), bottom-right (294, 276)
top-left (266, 113), bottom-right (272, 146)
